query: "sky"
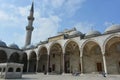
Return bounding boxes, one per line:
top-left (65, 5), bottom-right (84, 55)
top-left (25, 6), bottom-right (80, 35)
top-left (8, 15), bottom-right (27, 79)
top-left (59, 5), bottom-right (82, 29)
top-left (0, 0), bottom-right (120, 48)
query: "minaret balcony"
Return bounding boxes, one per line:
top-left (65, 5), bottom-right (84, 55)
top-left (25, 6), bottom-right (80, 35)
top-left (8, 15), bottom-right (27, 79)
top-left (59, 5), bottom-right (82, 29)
top-left (26, 26), bottom-right (34, 31)
top-left (28, 16), bottom-right (34, 20)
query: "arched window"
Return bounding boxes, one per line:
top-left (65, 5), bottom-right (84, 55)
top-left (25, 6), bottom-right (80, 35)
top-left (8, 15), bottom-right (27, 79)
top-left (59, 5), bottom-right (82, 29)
top-left (16, 68), bottom-right (21, 72)
top-left (8, 67), bottom-right (13, 72)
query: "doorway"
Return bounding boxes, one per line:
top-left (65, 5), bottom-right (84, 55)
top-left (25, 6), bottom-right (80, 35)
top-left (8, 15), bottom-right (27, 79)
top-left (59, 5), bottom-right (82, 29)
top-left (96, 62), bottom-right (102, 72)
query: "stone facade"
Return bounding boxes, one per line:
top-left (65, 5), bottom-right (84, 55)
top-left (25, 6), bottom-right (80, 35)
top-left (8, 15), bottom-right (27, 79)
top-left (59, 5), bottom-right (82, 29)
top-left (0, 1), bottom-right (120, 76)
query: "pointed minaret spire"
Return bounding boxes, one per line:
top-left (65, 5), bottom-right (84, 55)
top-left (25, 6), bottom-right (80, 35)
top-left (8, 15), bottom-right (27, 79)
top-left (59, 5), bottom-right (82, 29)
top-left (30, 1), bottom-right (34, 12)
top-left (25, 1), bottom-right (35, 47)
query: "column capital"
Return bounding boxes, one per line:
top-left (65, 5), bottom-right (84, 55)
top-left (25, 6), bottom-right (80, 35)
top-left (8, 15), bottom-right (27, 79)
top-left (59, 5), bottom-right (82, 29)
top-left (36, 57), bottom-right (39, 61)
top-left (102, 54), bottom-right (105, 56)
top-left (63, 53), bottom-right (65, 55)
top-left (80, 55), bottom-right (82, 58)
top-left (101, 50), bottom-right (105, 56)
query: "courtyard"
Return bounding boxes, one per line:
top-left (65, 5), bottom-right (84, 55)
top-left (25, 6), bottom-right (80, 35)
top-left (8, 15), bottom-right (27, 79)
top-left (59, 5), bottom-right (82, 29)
top-left (4, 73), bottom-right (120, 80)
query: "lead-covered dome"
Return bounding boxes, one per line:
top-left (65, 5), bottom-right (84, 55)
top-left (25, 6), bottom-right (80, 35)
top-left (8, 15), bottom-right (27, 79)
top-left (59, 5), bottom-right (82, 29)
top-left (85, 30), bottom-right (101, 38)
top-left (8, 44), bottom-right (19, 49)
top-left (0, 40), bottom-right (7, 47)
top-left (105, 24), bottom-right (120, 33)
top-left (69, 31), bottom-right (83, 36)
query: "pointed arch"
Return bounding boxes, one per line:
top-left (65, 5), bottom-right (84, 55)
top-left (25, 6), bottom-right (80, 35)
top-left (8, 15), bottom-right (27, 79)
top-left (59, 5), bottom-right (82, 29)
top-left (104, 34), bottom-right (120, 74)
top-left (9, 52), bottom-right (20, 63)
top-left (82, 40), bottom-right (103, 73)
top-left (64, 40), bottom-right (80, 73)
top-left (21, 52), bottom-right (28, 72)
top-left (49, 43), bottom-right (63, 74)
top-left (0, 50), bottom-right (7, 63)
top-left (81, 39), bottom-right (100, 54)
top-left (29, 51), bottom-right (37, 72)
top-left (38, 46), bottom-right (48, 72)
top-left (64, 40), bottom-right (80, 53)
top-left (103, 34), bottom-right (120, 53)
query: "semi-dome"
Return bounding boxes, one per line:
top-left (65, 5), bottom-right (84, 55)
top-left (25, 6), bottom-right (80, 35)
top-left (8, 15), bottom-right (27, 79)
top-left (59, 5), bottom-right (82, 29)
top-left (9, 44), bottom-right (19, 49)
top-left (105, 24), bottom-right (120, 33)
top-left (0, 40), bottom-right (7, 47)
top-left (69, 31), bottom-right (83, 36)
top-left (86, 30), bottom-right (101, 38)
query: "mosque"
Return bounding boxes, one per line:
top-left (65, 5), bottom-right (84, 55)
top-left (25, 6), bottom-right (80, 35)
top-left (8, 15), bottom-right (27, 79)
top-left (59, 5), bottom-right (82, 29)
top-left (0, 2), bottom-right (120, 75)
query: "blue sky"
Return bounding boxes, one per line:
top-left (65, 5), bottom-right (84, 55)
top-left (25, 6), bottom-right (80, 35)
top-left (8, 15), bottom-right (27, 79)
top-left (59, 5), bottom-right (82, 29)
top-left (0, 0), bottom-right (120, 47)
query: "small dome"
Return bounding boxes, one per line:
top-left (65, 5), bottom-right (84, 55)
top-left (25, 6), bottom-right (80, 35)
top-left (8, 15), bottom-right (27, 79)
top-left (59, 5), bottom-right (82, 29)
top-left (105, 24), bottom-right (120, 33)
top-left (0, 40), bottom-right (7, 47)
top-left (34, 43), bottom-right (39, 47)
top-left (69, 31), bottom-right (83, 36)
top-left (86, 30), bottom-right (101, 37)
top-left (9, 44), bottom-right (19, 49)
top-left (26, 45), bottom-right (35, 49)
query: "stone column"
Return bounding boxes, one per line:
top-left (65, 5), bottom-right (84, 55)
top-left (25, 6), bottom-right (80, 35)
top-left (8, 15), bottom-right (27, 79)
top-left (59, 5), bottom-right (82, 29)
top-left (1, 67), bottom-right (3, 77)
top-left (102, 51), bottom-right (107, 76)
top-left (21, 67), bottom-right (23, 73)
top-left (27, 60), bottom-right (30, 72)
top-left (47, 54), bottom-right (50, 74)
top-left (62, 53), bottom-right (65, 74)
top-left (80, 56), bottom-right (83, 74)
top-left (36, 58), bottom-right (39, 73)
top-left (80, 49), bottom-right (83, 74)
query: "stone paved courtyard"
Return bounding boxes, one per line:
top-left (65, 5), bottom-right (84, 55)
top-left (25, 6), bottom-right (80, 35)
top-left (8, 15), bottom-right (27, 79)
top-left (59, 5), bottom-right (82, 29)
top-left (3, 73), bottom-right (120, 80)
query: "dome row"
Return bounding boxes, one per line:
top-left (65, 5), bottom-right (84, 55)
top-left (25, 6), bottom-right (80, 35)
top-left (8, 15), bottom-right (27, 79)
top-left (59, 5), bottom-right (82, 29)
top-left (0, 40), bottom-right (19, 49)
top-left (0, 24), bottom-right (120, 48)
top-left (69, 24), bottom-right (120, 37)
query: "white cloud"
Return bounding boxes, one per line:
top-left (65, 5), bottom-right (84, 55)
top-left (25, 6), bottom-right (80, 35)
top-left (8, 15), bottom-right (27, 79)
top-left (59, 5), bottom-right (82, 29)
top-left (104, 21), bottom-right (113, 27)
top-left (18, 6), bottom-right (30, 17)
top-left (64, 0), bottom-right (86, 16)
top-left (0, 10), bottom-right (9, 21)
top-left (51, 0), bottom-right (65, 8)
top-left (0, 0), bottom-right (86, 47)
top-left (32, 15), bottom-right (61, 44)
top-left (11, 32), bottom-right (25, 48)
top-left (36, 0), bottom-right (86, 17)
top-left (74, 22), bottom-right (94, 33)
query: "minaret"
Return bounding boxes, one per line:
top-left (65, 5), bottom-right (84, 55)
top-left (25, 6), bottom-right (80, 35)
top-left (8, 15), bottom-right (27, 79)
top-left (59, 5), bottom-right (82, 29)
top-left (25, 1), bottom-right (34, 47)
